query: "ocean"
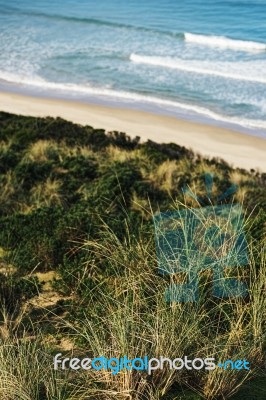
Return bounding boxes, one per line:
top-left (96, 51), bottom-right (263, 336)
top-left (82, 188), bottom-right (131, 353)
top-left (0, 0), bottom-right (266, 136)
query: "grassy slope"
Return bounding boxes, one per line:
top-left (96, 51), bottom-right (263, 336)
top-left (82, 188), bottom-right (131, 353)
top-left (0, 112), bottom-right (265, 400)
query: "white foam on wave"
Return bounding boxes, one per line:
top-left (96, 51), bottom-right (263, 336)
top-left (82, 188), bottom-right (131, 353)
top-left (1, 69), bottom-right (266, 131)
top-left (130, 54), bottom-right (266, 84)
top-left (184, 33), bottom-right (266, 52)
top-left (0, 70), bottom-right (47, 88)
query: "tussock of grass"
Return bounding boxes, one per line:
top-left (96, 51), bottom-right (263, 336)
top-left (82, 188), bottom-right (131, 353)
top-left (0, 334), bottom-right (85, 400)
top-left (0, 171), bottom-right (16, 206)
top-left (149, 160), bottom-right (178, 193)
top-left (30, 177), bottom-right (63, 208)
top-left (25, 140), bottom-right (59, 163)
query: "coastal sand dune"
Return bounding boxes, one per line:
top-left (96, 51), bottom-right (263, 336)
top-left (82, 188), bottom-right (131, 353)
top-left (0, 91), bottom-right (265, 171)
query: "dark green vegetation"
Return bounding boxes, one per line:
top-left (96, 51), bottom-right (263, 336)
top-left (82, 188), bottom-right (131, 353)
top-left (0, 111), bottom-right (265, 399)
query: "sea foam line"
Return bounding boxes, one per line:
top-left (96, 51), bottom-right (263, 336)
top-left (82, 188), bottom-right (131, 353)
top-left (184, 33), bottom-right (266, 52)
top-left (1, 70), bottom-right (266, 131)
top-left (130, 54), bottom-right (266, 84)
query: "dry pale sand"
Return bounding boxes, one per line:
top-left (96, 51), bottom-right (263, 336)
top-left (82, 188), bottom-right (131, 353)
top-left (0, 91), bottom-right (265, 171)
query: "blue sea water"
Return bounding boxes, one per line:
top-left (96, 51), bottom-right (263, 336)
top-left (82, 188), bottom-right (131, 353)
top-left (0, 0), bottom-right (266, 135)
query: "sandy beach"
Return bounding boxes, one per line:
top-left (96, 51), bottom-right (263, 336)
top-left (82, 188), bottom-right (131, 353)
top-left (0, 91), bottom-right (265, 171)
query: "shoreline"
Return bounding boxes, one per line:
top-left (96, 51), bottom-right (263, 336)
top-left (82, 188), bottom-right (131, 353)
top-left (0, 90), bottom-right (266, 171)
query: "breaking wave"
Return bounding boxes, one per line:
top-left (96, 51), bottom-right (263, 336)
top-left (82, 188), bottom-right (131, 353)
top-left (184, 33), bottom-right (266, 52)
top-left (130, 54), bottom-right (266, 84)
